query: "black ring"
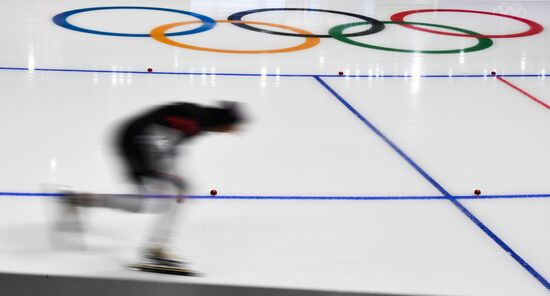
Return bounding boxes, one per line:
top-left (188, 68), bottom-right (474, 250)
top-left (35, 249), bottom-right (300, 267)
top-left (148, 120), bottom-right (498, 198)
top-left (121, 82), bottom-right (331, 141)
top-left (227, 8), bottom-right (384, 38)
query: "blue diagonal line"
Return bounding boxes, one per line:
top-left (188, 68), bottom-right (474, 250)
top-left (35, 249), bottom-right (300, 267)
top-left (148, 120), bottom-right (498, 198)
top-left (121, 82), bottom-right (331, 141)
top-left (313, 76), bottom-right (451, 196)
top-left (448, 198), bottom-right (550, 289)
top-left (313, 76), bottom-right (550, 291)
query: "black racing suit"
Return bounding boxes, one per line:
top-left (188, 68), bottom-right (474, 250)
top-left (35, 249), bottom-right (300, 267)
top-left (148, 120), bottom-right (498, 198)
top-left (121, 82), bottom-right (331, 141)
top-left (116, 102), bottom-right (239, 188)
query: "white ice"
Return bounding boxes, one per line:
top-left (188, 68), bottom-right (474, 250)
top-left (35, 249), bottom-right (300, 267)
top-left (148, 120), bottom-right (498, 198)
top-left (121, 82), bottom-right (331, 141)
top-left (0, 1), bottom-right (549, 295)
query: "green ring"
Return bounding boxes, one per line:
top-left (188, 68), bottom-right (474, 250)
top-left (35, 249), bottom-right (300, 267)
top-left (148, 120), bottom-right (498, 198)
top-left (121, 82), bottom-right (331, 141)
top-left (329, 21), bottom-right (493, 54)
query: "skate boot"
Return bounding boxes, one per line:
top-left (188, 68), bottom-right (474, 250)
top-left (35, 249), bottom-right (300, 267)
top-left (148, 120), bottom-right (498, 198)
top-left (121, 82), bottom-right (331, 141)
top-left (53, 190), bottom-right (83, 232)
top-left (129, 249), bottom-right (197, 276)
top-left (143, 248), bottom-right (185, 268)
top-left (47, 188), bottom-right (90, 249)
top-left (56, 191), bottom-right (97, 231)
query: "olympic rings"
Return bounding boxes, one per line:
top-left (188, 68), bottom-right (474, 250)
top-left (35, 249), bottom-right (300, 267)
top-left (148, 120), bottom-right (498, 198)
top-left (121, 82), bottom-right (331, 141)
top-left (52, 6), bottom-right (544, 54)
top-left (52, 6), bottom-right (216, 37)
top-left (227, 8), bottom-right (385, 38)
top-left (390, 9), bottom-right (543, 38)
top-left (329, 21), bottom-right (493, 54)
top-left (150, 20), bottom-right (320, 54)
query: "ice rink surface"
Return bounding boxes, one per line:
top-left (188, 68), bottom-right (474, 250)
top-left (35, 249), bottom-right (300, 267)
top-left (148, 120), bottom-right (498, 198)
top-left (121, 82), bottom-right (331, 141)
top-left (0, 0), bottom-right (549, 295)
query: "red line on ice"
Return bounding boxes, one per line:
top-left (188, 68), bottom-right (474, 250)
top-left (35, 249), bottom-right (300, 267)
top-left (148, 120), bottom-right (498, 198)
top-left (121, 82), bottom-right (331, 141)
top-left (496, 76), bottom-right (550, 110)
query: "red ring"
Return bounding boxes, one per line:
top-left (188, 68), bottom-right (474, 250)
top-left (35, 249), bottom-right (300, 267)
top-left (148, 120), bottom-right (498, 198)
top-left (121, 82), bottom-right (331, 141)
top-left (390, 9), bottom-right (543, 38)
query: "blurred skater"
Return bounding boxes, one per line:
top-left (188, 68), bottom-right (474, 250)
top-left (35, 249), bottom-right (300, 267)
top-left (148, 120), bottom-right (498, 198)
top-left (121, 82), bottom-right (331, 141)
top-left (56, 101), bottom-right (244, 267)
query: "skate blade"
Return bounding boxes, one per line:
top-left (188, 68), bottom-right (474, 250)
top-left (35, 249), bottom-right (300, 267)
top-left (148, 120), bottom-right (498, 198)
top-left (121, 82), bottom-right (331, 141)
top-left (128, 263), bottom-right (199, 276)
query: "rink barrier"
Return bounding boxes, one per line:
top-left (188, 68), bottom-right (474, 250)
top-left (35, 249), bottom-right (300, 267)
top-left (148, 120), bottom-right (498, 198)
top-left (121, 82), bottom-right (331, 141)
top-left (0, 272), bottom-right (427, 296)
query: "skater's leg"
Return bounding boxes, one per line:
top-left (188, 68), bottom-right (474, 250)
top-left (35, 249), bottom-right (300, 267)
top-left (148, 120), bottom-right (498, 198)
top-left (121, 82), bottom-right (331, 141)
top-left (71, 192), bottom-right (146, 213)
top-left (64, 172), bottom-right (184, 214)
top-left (140, 173), bottom-right (186, 265)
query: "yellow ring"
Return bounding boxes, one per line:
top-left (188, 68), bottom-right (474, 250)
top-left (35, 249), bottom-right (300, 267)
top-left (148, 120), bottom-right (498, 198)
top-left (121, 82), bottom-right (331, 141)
top-left (150, 20), bottom-right (320, 54)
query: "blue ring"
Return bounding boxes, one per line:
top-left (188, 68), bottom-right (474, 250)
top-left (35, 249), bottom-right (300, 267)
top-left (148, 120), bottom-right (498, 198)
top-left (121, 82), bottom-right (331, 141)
top-left (52, 6), bottom-right (216, 37)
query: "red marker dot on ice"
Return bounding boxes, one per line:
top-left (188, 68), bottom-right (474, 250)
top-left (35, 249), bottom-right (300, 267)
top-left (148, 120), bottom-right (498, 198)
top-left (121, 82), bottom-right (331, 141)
top-left (210, 189), bottom-right (218, 196)
top-left (147, 68), bottom-right (153, 72)
top-left (338, 71), bottom-right (344, 76)
top-left (474, 189), bottom-right (481, 195)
